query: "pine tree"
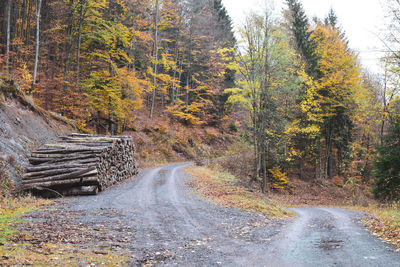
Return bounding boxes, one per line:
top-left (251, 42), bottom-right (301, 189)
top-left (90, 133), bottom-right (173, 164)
top-left (286, 0), bottom-right (318, 76)
top-left (373, 113), bottom-right (400, 200)
top-left (324, 8), bottom-right (337, 28)
top-left (213, 0), bottom-right (236, 46)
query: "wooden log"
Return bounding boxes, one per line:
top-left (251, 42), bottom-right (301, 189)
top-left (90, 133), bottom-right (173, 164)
top-left (25, 163), bottom-right (97, 173)
top-left (29, 154), bottom-right (99, 165)
top-left (23, 167), bottom-right (89, 179)
top-left (23, 168), bottom-right (97, 184)
top-left (22, 176), bottom-right (99, 189)
top-left (34, 148), bottom-right (105, 154)
top-left (30, 151), bottom-right (97, 158)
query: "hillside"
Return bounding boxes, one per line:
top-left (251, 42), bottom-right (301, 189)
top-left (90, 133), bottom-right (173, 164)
top-left (0, 78), bottom-right (240, 195)
top-left (0, 80), bottom-right (74, 191)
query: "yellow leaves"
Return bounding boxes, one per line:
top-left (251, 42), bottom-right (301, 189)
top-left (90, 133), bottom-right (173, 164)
top-left (285, 119), bottom-right (320, 138)
top-left (167, 99), bottom-right (205, 125)
top-left (269, 166), bottom-right (289, 190)
top-left (224, 87), bottom-right (250, 107)
top-left (13, 64), bottom-right (32, 94)
top-left (311, 24), bottom-right (361, 116)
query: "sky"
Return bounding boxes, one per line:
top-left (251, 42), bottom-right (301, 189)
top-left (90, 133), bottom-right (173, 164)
top-left (222, 0), bottom-right (388, 74)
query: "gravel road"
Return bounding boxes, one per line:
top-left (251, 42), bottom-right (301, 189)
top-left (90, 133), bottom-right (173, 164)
top-left (59, 163), bottom-right (400, 266)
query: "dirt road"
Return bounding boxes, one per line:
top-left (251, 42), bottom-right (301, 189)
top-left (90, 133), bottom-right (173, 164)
top-left (59, 163), bottom-right (400, 266)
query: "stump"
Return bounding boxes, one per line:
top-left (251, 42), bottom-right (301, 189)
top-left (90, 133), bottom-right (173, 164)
top-left (22, 133), bottom-right (139, 196)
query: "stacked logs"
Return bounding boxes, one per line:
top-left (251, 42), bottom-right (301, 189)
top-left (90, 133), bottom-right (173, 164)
top-left (22, 133), bottom-right (138, 196)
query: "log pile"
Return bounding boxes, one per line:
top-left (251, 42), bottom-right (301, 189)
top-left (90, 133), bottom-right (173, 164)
top-left (22, 133), bottom-right (138, 196)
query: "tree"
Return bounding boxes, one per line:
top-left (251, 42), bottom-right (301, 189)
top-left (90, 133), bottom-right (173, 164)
top-left (226, 10), bottom-right (302, 192)
top-left (373, 111), bottom-right (400, 200)
top-left (33, 0), bottom-right (42, 86)
top-left (311, 23), bottom-right (361, 179)
top-left (324, 8), bottom-right (338, 28)
top-left (285, 0), bottom-right (318, 76)
top-left (150, 0), bottom-right (159, 119)
top-left (6, 0), bottom-right (11, 69)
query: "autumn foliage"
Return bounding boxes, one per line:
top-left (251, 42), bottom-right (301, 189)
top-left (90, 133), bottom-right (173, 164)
top-left (0, 0), bottom-right (235, 133)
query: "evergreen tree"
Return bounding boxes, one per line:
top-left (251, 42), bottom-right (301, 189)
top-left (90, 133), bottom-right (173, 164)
top-left (324, 8), bottom-right (338, 28)
top-left (286, 0), bottom-right (319, 76)
top-left (373, 114), bottom-right (400, 200)
top-left (213, 0), bottom-right (236, 46)
top-left (324, 8), bottom-right (348, 47)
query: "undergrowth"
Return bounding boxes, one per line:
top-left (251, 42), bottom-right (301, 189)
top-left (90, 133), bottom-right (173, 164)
top-left (345, 203), bottom-right (400, 248)
top-left (185, 164), bottom-right (294, 218)
top-left (0, 196), bottom-right (130, 265)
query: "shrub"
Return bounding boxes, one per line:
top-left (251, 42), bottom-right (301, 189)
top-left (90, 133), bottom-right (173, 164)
top-left (269, 166), bottom-right (289, 190)
top-left (154, 123), bottom-right (168, 134)
top-left (228, 122), bottom-right (238, 132)
top-left (345, 176), bottom-right (362, 205)
top-left (333, 175), bottom-right (344, 187)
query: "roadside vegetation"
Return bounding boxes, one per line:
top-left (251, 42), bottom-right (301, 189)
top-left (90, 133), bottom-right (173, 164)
top-left (0, 196), bottom-right (130, 265)
top-left (185, 163), bottom-right (294, 218)
top-left (345, 203), bottom-right (400, 249)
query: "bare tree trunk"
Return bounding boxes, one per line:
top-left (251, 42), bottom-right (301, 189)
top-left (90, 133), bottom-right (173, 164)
top-left (6, 0), bottom-right (11, 70)
top-left (299, 157), bottom-right (304, 180)
top-left (33, 0), bottom-right (42, 86)
top-left (26, 0), bottom-right (32, 44)
top-left (252, 112), bottom-right (258, 184)
top-left (262, 145), bottom-right (267, 194)
top-left (21, 0), bottom-right (26, 39)
top-left (171, 33), bottom-right (180, 105)
top-left (150, 0), bottom-right (159, 119)
top-left (325, 127), bottom-right (333, 179)
top-left (76, 1), bottom-right (84, 88)
top-left (176, 60), bottom-right (183, 103)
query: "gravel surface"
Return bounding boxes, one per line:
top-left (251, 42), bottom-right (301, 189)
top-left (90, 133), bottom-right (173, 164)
top-left (27, 163), bottom-right (400, 266)
top-left (60, 163), bottom-right (284, 266)
top-left (263, 207), bottom-right (400, 267)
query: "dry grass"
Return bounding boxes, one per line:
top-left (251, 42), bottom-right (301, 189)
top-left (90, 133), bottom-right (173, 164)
top-left (185, 165), bottom-right (294, 218)
top-left (344, 203), bottom-right (400, 249)
top-left (0, 196), bottom-right (130, 266)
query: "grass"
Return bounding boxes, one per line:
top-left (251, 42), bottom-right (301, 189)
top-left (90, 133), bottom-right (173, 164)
top-left (0, 196), bottom-right (50, 244)
top-left (184, 164), bottom-right (294, 218)
top-left (0, 196), bottom-right (130, 266)
top-left (344, 203), bottom-right (400, 248)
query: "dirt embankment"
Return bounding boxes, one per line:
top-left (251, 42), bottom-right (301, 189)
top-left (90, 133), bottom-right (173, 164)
top-left (0, 88), bottom-right (73, 188)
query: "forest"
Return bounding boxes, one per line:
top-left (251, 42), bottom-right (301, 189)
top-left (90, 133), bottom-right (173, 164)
top-left (1, 0), bottom-right (400, 201)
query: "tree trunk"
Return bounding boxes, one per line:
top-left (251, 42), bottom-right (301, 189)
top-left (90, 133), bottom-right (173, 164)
top-left (6, 0), bottom-right (11, 70)
top-left (76, 2), bottom-right (84, 88)
top-left (150, 0), bottom-right (159, 119)
top-left (21, 0), bottom-right (26, 40)
top-left (262, 145), bottom-right (267, 194)
top-left (299, 157), bottom-right (304, 180)
top-left (251, 99), bottom-right (258, 184)
top-left (33, 0), bottom-right (42, 86)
